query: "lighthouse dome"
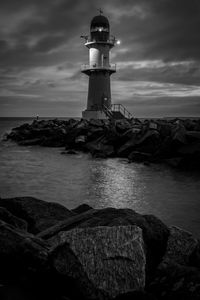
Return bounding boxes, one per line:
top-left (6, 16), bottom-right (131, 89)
top-left (90, 15), bottom-right (109, 29)
top-left (90, 14), bottom-right (110, 41)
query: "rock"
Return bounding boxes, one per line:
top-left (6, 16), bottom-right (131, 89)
top-left (171, 123), bottom-right (187, 145)
top-left (37, 208), bottom-right (98, 239)
top-left (135, 130), bottom-right (161, 154)
top-left (128, 151), bottom-right (152, 163)
top-left (51, 226), bottom-right (146, 299)
top-left (148, 260), bottom-right (200, 300)
top-left (164, 157), bottom-right (183, 168)
top-left (0, 220), bottom-right (49, 280)
top-left (0, 197), bottom-right (74, 234)
top-left (72, 204), bottom-right (93, 214)
top-left (86, 138), bottom-right (115, 158)
top-left (50, 207), bottom-right (169, 281)
top-left (148, 122), bottom-right (158, 130)
top-left (178, 142), bottom-right (200, 155)
top-left (0, 207), bottom-right (27, 231)
top-left (186, 131), bottom-right (200, 141)
top-left (190, 240), bottom-right (200, 269)
top-left (18, 137), bottom-right (44, 146)
top-left (117, 135), bottom-right (138, 157)
top-left (75, 135), bottom-right (87, 144)
top-left (61, 150), bottom-right (78, 155)
top-left (162, 226), bottom-right (199, 266)
top-left (114, 290), bottom-right (157, 300)
top-left (115, 120), bottom-right (131, 133)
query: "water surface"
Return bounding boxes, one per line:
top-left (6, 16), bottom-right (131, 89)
top-left (0, 118), bottom-right (200, 237)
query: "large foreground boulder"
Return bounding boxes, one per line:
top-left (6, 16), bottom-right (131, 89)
top-left (50, 226), bottom-right (146, 299)
top-left (0, 197), bottom-right (74, 234)
top-left (38, 207), bottom-right (169, 282)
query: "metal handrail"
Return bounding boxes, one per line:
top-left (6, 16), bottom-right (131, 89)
top-left (81, 64), bottom-right (116, 71)
top-left (102, 105), bottom-right (113, 119)
top-left (81, 64), bottom-right (116, 70)
top-left (85, 37), bottom-right (116, 44)
top-left (111, 104), bottom-right (133, 119)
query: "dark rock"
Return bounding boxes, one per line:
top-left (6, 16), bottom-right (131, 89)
top-left (0, 197), bottom-right (74, 234)
top-left (171, 123), bottom-right (187, 145)
top-left (45, 207), bottom-right (169, 281)
top-left (162, 226), bottom-right (198, 266)
top-left (164, 157), bottom-right (183, 168)
top-left (115, 120), bottom-right (131, 134)
top-left (0, 220), bottom-right (49, 280)
top-left (178, 142), bottom-right (200, 155)
top-left (190, 240), bottom-right (200, 269)
top-left (135, 130), bottom-right (161, 154)
top-left (0, 207), bottom-right (27, 231)
top-left (50, 226), bottom-right (146, 299)
top-left (18, 137), bottom-right (44, 146)
top-left (37, 209), bottom-right (98, 240)
top-left (128, 151), bottom-right (152, 163)
top-left (72, 204), bottom-right (93, 214)
top-left (148, 260), bottom-right (200, 300)
top-left (114, 290), bottom-right (157, 300)
top-left (61, 150), bottom-right (78, 155)
top-left (186, 131), bottom-right (200, 141)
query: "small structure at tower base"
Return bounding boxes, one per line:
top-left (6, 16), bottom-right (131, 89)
top-left (82, 110), bottom-right (107, 120)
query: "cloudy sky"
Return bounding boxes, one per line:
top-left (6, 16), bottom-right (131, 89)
top-left (0, 0), bottom-right (200, 117)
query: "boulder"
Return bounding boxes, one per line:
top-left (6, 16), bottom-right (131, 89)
top-left (186, 131), bottom-right (200, 141)
top-left (115, 120), bottom-right (131, 134)
top-left (0, 220), bottom-right (49, 280)
top-left (162, 226), bottom-right (199, 266)
top-left (148, 260), bottom-right (200, 300)
top-left (128, 151), bottom-right (152, 163)
top-left (171, 123), bottom-right (187, 145)
top-left (0, 197), bottom-right (74, 234)
top-left (0, 206), bottom-right (27, 231)
top-left (46, 207), bottom-right (169, 281)
top-left (51, 226), bottom-right (146, 299)
top-left (72, 204), bottom-right (93, 214)
top-left (178, 142), bottom-right (200, 155)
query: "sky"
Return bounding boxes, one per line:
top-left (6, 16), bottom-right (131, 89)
top-left (0, 0), bottom-right (200, 118)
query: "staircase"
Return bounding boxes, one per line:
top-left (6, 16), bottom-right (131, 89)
top-left (103, 104), bottom-right (133, 120)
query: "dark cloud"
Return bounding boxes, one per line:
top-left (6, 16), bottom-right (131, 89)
top-left (0, 0), bottom-right (200, 117)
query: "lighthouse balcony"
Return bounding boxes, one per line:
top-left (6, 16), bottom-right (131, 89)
top-left (81, 63), bottom-right (116, 74)
top-left (84, 37), bottom-right (116, 47)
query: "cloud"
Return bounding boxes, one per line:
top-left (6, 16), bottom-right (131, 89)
top-left (0, 0), bottom-right (200, 117)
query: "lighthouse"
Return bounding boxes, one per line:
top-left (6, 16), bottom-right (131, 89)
top-left (81, 11), bottom-right (116, 120)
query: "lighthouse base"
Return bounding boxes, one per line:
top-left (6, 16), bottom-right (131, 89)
top-left (82, 110), bottom-right (108, 120)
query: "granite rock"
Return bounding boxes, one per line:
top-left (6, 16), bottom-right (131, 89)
top-left (51, 225), bottom-right (146, 299)
top-left (162, 226), bottom-right (199, 266)
top-left (0, 197), bottom-right (74, 234)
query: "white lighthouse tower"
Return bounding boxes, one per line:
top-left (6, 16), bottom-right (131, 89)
top-left (81, 11), bottom-right (116, 120)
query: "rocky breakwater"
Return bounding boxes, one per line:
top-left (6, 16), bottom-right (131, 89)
top-left (5, 117), bottom-right (200, 170)
top-left (0, 197), bottom-right (200, 300)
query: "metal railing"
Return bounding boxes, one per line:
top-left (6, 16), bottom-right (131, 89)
top-left (111, 104), bottom-right (133, 119)
top-left (85, 37), bottom-right (116, 45)
top-left (81, 64), bottom-right (116, 72)
top-left (103, 104), bottom-right (133, 120)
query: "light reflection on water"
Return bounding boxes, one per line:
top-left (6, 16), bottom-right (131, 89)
top-left (0, 118), bottom-right (200, 237)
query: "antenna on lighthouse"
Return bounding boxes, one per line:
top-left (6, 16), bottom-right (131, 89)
top-left (98, 8), bottom-right (103, 15)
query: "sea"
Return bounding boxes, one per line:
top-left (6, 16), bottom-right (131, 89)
top-left (0, 117), bottom-right (200, 237)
